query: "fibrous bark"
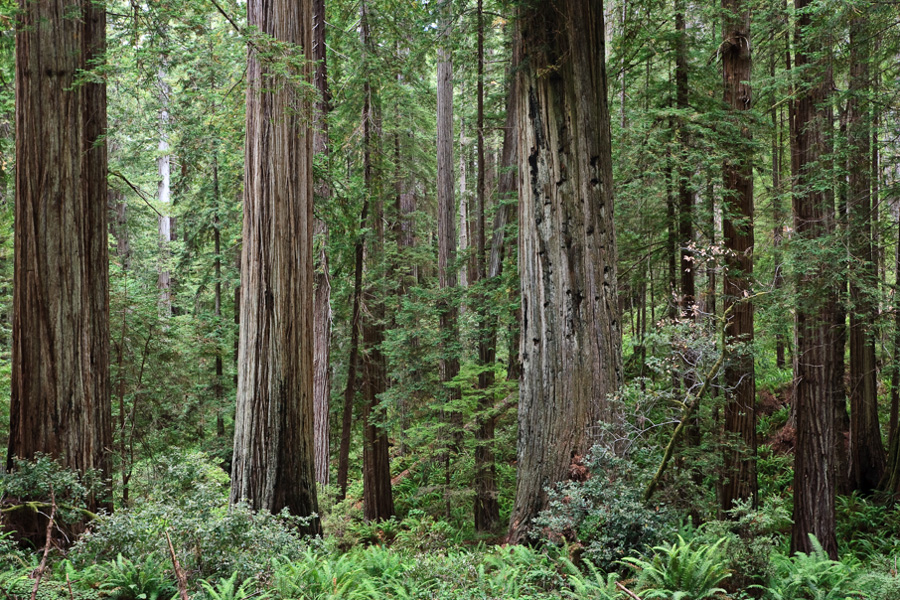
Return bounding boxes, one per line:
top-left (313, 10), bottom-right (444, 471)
top-left (508, 0), bottom-right (623, 544)
top-left (847, 13), bottom-right (884, 494)
top-left (720, 0), bottom-right (757, 513)
top-left (230, 0), bottom-right (320, 534)
top-left (790, 0), bottom-right (837, 558)
top-left (8, 0), bottom-right (112, 513)
top-left (312, 0), bottom-right (333, 488)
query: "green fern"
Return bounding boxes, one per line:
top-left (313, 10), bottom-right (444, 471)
top-left (622, 535), bottom-right (731, 600)
top-left (559, 557), bottom-right (622, 600)
top-left (96, 554), bottom-right (177, 600)
top-left (759, 535), bottom-right (857, 600)
top-left (200, 571), bottom-right (267, 600)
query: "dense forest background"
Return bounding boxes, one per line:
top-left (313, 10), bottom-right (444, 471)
top-left (3, 0), bottom-right (900, 598)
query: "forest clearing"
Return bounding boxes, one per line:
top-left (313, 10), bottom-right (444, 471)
top-left (2, 0), bottom-right (900, 598)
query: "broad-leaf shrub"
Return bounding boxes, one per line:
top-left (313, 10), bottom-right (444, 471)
top-left (69, 450), bottom-right (313, 582)
top-left (533, 447), bottom-right (673, 572)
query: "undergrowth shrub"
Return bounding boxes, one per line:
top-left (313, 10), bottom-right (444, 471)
top-left (533, 446), bottom-right (674, 572)
top-left (69, 450), bottom-right (313, 584)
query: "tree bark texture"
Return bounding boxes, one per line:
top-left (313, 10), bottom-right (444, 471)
top-left (358, 0), bottom-right (393, 521)
top-left (720, 0), bottom-right (757, 513)
top-left (675, 1), bottom-right (694, 314)
top-left (437, 13), bottom-right (462, 447)
top-left (312, 0), bottom-right (333, 488)
top-left (789, 0), bottom-right (837, 558)
top-left (230, 0), bottom-right (321, 534)
top-left (472, 0), bottom-right (499, 533)
top-left (846, 14), bottom-right (884, 494)
top-left (8, 0), bottom-right (112, 512)
top-left (508, 1), bottom-right (623, 544)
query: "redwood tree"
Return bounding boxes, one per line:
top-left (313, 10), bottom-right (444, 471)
top-left (229, 0), bottom-right (320, 534)
top-left (508, 0), bottom-right (622, 544)
top-left (790, 0), bottom-right (838, 558)
top-left (7, 0), bottom-right (112, 512)
top-left (720, 0), bottom-right (757, 513)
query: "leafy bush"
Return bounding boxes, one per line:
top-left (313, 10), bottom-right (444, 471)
top-left (533, 446), bottom-right (674, 572)
top-left (70, 450), bottom-right (313, 583)
top-left (200, 571), bottom-right (268, 600)
top-left (623, 535), bottom-right (731, 599)
top-left (1, 454), bottom-right (106, 526)
top-left (682, 497), bottom-right (791, 592)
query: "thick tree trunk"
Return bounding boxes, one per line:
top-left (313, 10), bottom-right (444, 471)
top-left (508, 1), bottom-right (623, 544)
top-left (720, 0), bottom-right (757, 513)
top-left (847, 14), bottom-right (885, 494)
top-left (8, 0), bottom-right (112, 513)
top-left (312, 0), bottom-right (333, 488)
top-left (230, 0), bottom-right (320, 534)
top-left (790, 0), bottom-right (837, 558)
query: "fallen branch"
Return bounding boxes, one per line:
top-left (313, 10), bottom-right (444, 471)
top-left (165, 530), bottom-right (190, 600)
top-left (30, 487), bottom-right (56, 600)
top-left (1, 501), bottom-right (99, 521)
top-left (616, 581), bottom-right (643, 600)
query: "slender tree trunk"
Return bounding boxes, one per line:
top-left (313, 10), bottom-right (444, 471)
top-left (471, 0), bottom-right (499, 533)
top-left (357, 0), bottom-right (393, 521)
top-left (213, 161), bottom-right (225, 439)
top-left (508, 1), bottom-right (623, 544)
top-left (772, 57), bottom-right (786, 369)
top-left (720, 0), bottom-right (757, 513)
top-left (8, 0), bottom-right (112, 512)
top-left (675, 0), bottom-right (694, 315)
top-left (847, 13), bottom-right (885, 494)
top-left (312, 0), bottom-right (333, 488)
top-left (229, 0), bottom-right (320, 534)
top-left (157, 65), bottom-right (173, 316)
top-left (790, 0), bottom-right (838, 558)
top-left (437, 4), bottom-right (462, 493)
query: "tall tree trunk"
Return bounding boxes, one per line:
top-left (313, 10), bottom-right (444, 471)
top-left (8, 0), bottom-right (112, 512)
top-left (213, 161), bottom-right (225, 439)
top-left (437, 4), bottom-right (462, 486)
top-left (772, 57), bottom-right (786, 369)
top-left (472, 0), bottom-right (499, 533)
top-left (312, 0), bottom-right (333, 488)
top-left (847, 13), bottom-right (885, 494)
top-left (157, 65), bottom-right (173, 316)
top-left (790, 0), bottom-right (837, 559)
top-left (229, 0), bottom-right (320, 534)
top-left (358, 0), bottom-right (393, 521)
top-left (508, 1), bottom-right (623, 544)
top-left (675, 0), bottom-right (694, 315)
top-left (720, 0), bottom-right (757, 513)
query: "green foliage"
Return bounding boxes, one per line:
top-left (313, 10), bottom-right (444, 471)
top-left (92, 554), bottom-right (177, 600)
top-left (1, 454), bottom-right (106, 524)
top-left (835, 494), bottom-right (900, 559)
top-left (759, 536), bottom-right (858, 600)
top-left (70, 451), bottom-right (311, 583)
top-left (533, 447), bottom-right (675, 572)
top-left (199, 572), bottom-right (267, 600)
top-left (623, 535), bottom-right (731, 600)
